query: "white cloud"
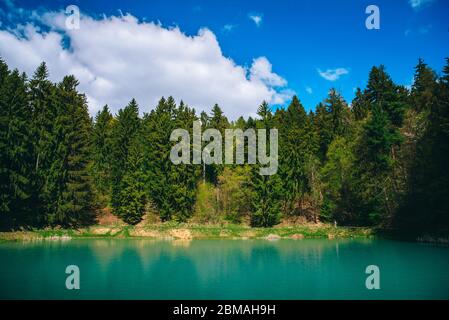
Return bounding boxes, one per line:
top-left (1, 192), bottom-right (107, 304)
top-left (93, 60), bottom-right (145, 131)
top-left (222, 24), bottom-right (237, 33)
top-left (409, 0), bottom-right (435, 10)
top-left (250, 57), bottom-right (287, 87)
top-left (0, 10), bottom-right (292, 119)
top-left (248, 13), bottom-right (263, 27)
top-left (317, 68), bottom-right (349, 81)
top-left (305, 86), bottom-right (313, 94)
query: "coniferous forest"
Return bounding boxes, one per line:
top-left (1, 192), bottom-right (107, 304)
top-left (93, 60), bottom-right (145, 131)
top-left (1, 57), bottom-right (448, 238)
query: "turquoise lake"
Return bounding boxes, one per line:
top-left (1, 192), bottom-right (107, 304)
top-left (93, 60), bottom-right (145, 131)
top-left (0, 239), bottom-right (448, 299)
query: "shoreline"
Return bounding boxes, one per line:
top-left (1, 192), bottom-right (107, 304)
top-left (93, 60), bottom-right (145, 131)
top-left (0, 223), bottom-right (374, 242)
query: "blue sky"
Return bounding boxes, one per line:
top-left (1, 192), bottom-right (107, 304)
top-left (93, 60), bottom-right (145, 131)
top-left (1, 0), bottom-right (448, 116)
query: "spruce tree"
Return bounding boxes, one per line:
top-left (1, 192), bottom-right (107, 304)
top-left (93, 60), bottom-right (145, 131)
top-left (396, 58), bottom-right (449, 234)
top-left (142, 97), bottom-right (176, 221)
top-left (47, 75), bottom-right (94, 226)
top-left (114, 141), bottom-right (146, 225)
top-left (205, 104), bottom-right (228, 184)
top-left (351, 66), bottom-right (407, 225)
top-left (29, 62), bottom-right (58, 225)
top-left (352, 88), bottom-right (369, 121)
top-left (0, 63), bottom-right (34, 228)
top-left (142, 97), bottom-right (200, 222)
top-left (169, 101), bottom-right (200, 221)
top-left (278, 96), bottom-right (318, 216)
top-left (110, 99), bottom-right (142, 218)
top-left (411, 58), bottom-right (437, 113)
top-left (325, 88), bottom-right (351, 137)
top-left (250, 101), bottom-right (282, 227)
top-left (92, 105), bottom-right (114, 200)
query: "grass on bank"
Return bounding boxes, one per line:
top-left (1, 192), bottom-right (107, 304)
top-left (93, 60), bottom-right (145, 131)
top-left (0, 221), bottom-right (373, 242)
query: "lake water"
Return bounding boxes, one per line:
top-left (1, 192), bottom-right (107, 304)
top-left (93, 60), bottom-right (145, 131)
top-left (0, 239), bottom-right (448, 299)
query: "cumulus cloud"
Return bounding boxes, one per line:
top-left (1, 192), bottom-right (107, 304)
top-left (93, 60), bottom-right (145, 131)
top-left (409, 0), bottom-right (435, 10)
top-left (305, 86), bottom-right (313, 94)
top-left (250, 57), bottom-right (287, 87)
top-left (0, 9), bottom-right (292, 119)
top-left (317, 68), bottom-right (349, 81)
top-left (248, 13), bottom-right (263, 27)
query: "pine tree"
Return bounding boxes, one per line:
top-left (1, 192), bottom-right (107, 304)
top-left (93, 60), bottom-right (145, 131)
top-left (46, 75), bottom-right (94, 226)
top-left (350, 66), bottom-right (408, 226)
top-left (92, 105), bottom-right (114, 200)
top-left (396, 58), bottom-right (449, 234)
top-left (313, 102), bottom-right (333, 160)
top-left (29, 62), bottom-right (58, 225)
top-left (278, 96), bottom-right (318, 216)
top-left (205, 104), bottom-right (229, 184)
top-left (352, 88), bottom-right (369, 121)
top-left (325, 88), bottom-right (351, 137)
top-left (250, 101), bottom-right (282, 227)
top-left (366, 65), bottom-right (406, 126)
top-left (353, 104), bottom-right (401, 225)
top-left (142, 97), bottom-right (176, 221)
top-left (110, 98), bottom-right (141, 217)
top-left (411, 58), bottom-right (437, 113)
top-left (0, 63), bottom-right (34, 228)
top-left (314, 89), bottom-right (351, 161)
top-left (169, 101), bottom-right (200, 221)
top-left (114, 141), bottom-right (146, 225)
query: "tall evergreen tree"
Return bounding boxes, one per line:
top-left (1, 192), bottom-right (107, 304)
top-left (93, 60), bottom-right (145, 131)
top-left (325, 88), bottom-right (351, 137)
top-left (47, 75), bottom-right (94, 226)
top-left (29, 62), bottom-right (58, 225)
top-left (205, 104), bottom-right (228, 184)
top-left (350, 66), bottom-right (408, 225)
top-left (278, 96), bottom-right (318, 216)
top-left (396, 58), bottom-right (449, 234)
top-left (314, 102), bottom-right (333, 160)
top-left (142, 97), bottom-right (176, 221)
top-left (92, 105), bottom-right (114, 200)
top-left (352, 87), bottom-right (369, 121)
top-left (142, 97), bottom-right (200, 221)
top-left (250, 101), bottom-right (282, 227)
top-left (110, 98), bottom-right (142, 219)
top-left (411, 58), bottom-right (437, 113)
top-left (114, 141), bottom-right (146, 224)
top-left (169, 101), bottom-right (201, 221)
top-left (0, 62), bottom-right (34, 228)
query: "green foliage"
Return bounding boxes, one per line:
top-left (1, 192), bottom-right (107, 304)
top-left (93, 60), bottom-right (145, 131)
top-left (411, 58), bottom-right (437, 113)
top-left (110, 98), bottom-right (143, 223)
top-left (92, 105), bottom-right (114, 200)
top-left (0, 62), bottom-right (34, 227)
top-left (395, 58), bottom-right (449, 235)
top-left (142, 97), bottom-right (200, 222)
top-left (1, 57), bottom-right (448, 236)
top-left (193, 182), bottom-right (219, 223)
top-left (0, 61), bottom-right (95, 229)
top-left (46, 75), bottom-right (95, 226)
top-left (204, 103), bottom-right (229, 184)
top-left (278, 96), bottom-right (318, 215)
top-left (352, 88), bottom-right (369, 121)
top-left (218, 166), bottom-right (253, 223)
top-left (313, 89), bottom-right (351, 160)
top-left (114, 143), bottom-right (146, 225)
top-left (250, 101), bottom-right (282, 227)
top-left (320, 136), bottom-right (355, 223)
